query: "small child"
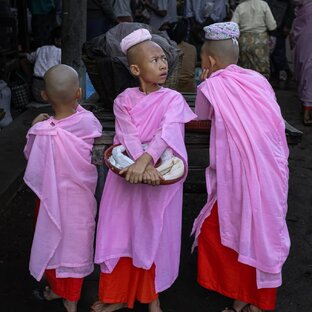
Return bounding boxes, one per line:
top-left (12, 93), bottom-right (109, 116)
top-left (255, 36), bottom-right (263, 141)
top-left (24, 64), bottom-right (102, 312)
top-left (191, 22), bottom-right (290, 312)
top-left (91, 29), bottom-right (196, 312)
top-left (26, 26), bottom-right (62, 103)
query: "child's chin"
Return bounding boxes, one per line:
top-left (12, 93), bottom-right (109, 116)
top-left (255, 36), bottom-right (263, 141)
top-left (158, 78), bottom-right (167, 84)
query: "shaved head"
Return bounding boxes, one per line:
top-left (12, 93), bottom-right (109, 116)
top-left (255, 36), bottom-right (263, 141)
top-left (127, 40), bottom-right (163, 66)
top-left (203, 39), bottom-right (239, 67)
top-left (43, 64), bottom-right (79, 104)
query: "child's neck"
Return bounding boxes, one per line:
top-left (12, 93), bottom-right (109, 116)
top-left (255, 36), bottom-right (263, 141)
top-left (139, 79), bottom-right (161, 94)
top-left (215, 61), bottom-right (235, 72)
top-left (53, 102), bottom-right (78, 120)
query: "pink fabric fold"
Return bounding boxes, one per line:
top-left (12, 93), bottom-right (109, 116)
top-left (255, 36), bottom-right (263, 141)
top-left (24, 106), bottom-right (102, 281)
top-left (95, 87), bottom-right (196, 292)
top-left (192, 65), bottom-right (290, 289)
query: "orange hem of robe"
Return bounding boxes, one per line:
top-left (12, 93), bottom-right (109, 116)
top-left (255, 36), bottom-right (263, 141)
top-left (99, 257), bottom-right (158, 309)
top-left (197, 203), bottom-right (277, 311)
top-left (45, 269), bottom-right (83, 301)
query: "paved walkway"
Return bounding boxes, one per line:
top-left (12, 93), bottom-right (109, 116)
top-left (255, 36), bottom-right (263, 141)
top-left (0, 109), bottom-right (38, 207)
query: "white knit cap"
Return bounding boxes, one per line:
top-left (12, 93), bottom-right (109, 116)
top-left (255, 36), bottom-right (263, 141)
top-left (120, 28), bottom-right (152, 54)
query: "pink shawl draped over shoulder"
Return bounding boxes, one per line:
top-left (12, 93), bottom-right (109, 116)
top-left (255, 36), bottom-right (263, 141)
top-left (24, 106), bottom-right (102, 281)
top-left (95, 87), bottom-right (196, 292)
top-left (192, 65), bottom-right (290, 289)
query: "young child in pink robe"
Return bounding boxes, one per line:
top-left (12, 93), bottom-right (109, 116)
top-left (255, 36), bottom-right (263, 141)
top-left (91, 29), bottom-right (196, 312)
top-left (24, 64), bottom-right (102, 312)
top-left (191, 22), bottom-right (290, 312)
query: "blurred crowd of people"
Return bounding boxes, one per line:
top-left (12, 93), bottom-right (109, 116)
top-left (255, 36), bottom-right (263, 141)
top-left (85, 0), bottom-right (312, 125)
top-left (2, 0), bottom-right (311, 125)
top-left (86, 0), bottom-right (296, 91)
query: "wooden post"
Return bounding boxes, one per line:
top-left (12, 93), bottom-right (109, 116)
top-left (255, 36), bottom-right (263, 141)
top-left (61, 0), bottom-right (87, 79)
top-left (16, 0), bottom-right (29, 51)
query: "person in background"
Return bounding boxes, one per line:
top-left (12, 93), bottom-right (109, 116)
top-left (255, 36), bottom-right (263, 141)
top-left (87, 0), bottom-right (118, 40)
top-left (184, 0), bottom-right (227, 44)
top-left (232, 0), bottom-right (277, 78)
top-left (144, 0), bottom-right (178, 30)
top-left (168, 19), bottom-right (197, 93)
top-left (130, 0), bottom-right (150, 23)
top-left (23, 26), bottom-right (61, 103)
top-left (268, 0), bottom-right (295, 87)
top-left (113, 0), bottom-right (133, 23)
top-left (291, 0), bottom-right (312, 125)
top-left (184, 0), bottom-right (227, 25)
top-left (28, 0), bottom-right (57, 48)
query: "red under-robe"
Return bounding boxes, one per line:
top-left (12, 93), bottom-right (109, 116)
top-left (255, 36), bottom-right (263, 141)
top-left (99, 257), bottom-right (158, 308)
top-left (198, 203), bottom-right (277, 310)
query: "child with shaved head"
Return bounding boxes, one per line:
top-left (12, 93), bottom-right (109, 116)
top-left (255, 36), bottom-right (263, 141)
top-left (24, 64), bottom-right (102, 312)
top-left (91, 29), bottom-right (196, 312)
top-left (192, 22), bottom-right (290, 312)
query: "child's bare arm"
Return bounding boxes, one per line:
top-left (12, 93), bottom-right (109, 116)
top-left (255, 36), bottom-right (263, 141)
top-left (31, 113), bottom-right (50, 126)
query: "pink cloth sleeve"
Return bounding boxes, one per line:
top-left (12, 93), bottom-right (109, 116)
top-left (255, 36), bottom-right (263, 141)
top-left (24, 133), bottom-right (36, 160)
top-left (114, 96), bottom-right (144, 160)
top-left (146, 92), bottom-right (196, 164)
top-left (195, 88), bottom-right (213, 120)
top-left (145, 128), bottom-right (168, 164)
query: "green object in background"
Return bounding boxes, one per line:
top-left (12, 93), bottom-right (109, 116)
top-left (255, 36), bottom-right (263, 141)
top-left (29, 0), bottom-right (55, 15)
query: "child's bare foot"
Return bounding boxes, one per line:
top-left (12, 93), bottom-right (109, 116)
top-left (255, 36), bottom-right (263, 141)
top-left (63, 299), bottom-right (78, 312)
top-left (148, 298), bottom-right (162, 312)
top-left (243, 305), bottom-right (262, 312)
top-left (43, 286), bottom-right (61, 301)
top-left (90, 301), bottom-right (127, 312)
top-left (43, 286), bottom-right (78, 312)
top-left (222, 299), bottom-right (249, 312)
top-left (303, 110), bottom-right (312, 126)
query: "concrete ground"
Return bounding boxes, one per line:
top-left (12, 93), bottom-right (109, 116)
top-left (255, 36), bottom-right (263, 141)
top-left (0, 86), bottom-right (312, 311)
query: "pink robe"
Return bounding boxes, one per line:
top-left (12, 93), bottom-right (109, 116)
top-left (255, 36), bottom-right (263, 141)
top-left (192, 65), bottom-right (290, 289)
top-left (292, 0), bottom-right (312, 107)
top-left (95, 87), bottom-right (196, 292)
top-left (24, 105), bottom-right (102, 281)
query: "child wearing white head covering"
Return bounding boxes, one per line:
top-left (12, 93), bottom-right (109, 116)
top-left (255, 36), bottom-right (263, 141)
top-left (92, 28), bottom-right (196, 312)
top-left (192, 22), bottom-right (289, 312)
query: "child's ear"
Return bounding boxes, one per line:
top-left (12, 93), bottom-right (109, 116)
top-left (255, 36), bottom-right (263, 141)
top-left (41, 90), bottom-right (49, 102)
top-left (76, 88), bottom-right (82, 99)
top-left (130, 64), bottom-right (140, 77)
